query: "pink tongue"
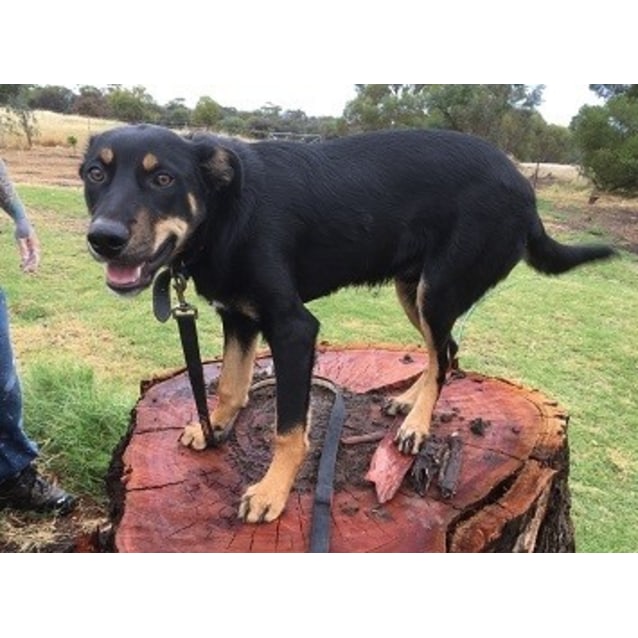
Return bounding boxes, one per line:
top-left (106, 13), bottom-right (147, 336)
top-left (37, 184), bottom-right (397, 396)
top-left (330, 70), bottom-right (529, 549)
top-left (106, 263), bottom-right (142, 286)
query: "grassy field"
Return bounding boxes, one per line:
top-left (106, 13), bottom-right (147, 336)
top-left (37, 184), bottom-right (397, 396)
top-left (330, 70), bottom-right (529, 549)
top-left (0, 109), bottom-right (121, 150)
top-left (0, 179), bottom-right (636, 552)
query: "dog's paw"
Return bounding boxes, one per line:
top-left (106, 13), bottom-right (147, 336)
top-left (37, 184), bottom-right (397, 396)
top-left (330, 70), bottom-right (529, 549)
top-left (178, 422), bottom-right (227, 450)
top-left (179, 423), bottom-right (208, 450)
top-left (394, 419), bottom-right (429, 455)
top-left (383, 396), bottom-right (414, 417)
top-left (238, 481), bottom-right (289, 524)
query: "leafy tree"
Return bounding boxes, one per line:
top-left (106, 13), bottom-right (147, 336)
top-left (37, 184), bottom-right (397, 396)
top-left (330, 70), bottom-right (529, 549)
top-left (343, 84), bottom-right (428, 130)
top-left (192, 96), bottom-right (222, 129)
top-left (244, 103), bottom-right (284, 138)
top-left (162, 98), bottom-right (191, 128)
top-left (218, 114), bottom-right (248, 136)
top-left (0, 85), bottom-right (28, 105)
top-left (535, 123), bottom-right (576, 164)
top-left (73, 86), bottom-right (111, 118)
top-left (279, 109), bottom-right (309, 133)
top-left (524, 116), bottom-right (576, 164)
top-left (343, 84), bottom-right (545, 157)
top-left (106, 85), bottom-right (159, 123)
top-left (28, 85), bottom-right (76, 113)
top-left (589, 84), bottom-right (638, 100)
top-left (0, 85), bottom-right (38, 148)
top-left (424, 84), bottom-right (542, 144)
top-left (313, 116), bottom-right (347, 139)
top-left (572, 93), bottom-right (638, 192)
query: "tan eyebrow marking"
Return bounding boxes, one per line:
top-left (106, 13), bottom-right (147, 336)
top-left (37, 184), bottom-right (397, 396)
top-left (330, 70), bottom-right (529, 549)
top-left (99, 147), bottom-right (114, 164)
top-left (143, 153), bottom-right (159, 171)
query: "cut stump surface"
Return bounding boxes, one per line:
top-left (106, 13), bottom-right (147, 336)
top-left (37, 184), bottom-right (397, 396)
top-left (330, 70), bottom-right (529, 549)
top-left (107, 345), bottom-right (574, 552)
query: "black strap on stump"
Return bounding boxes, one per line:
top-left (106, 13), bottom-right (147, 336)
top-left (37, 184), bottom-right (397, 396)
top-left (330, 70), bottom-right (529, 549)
top-left (153, 268), bottom-right (217, 447)
top-left (308, 380), bottom-right (347, 553)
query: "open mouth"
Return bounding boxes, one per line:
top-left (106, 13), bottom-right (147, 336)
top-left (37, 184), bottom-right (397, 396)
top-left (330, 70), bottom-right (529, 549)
top-left (105, 237), bottom-right (176, 295)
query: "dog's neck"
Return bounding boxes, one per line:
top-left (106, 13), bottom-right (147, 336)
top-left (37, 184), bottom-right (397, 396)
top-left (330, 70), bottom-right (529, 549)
top-left (172, 215), bottom-right (212, 279)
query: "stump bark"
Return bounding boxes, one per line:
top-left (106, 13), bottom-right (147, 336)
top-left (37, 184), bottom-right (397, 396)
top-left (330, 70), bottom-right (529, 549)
top-left (106, 345), bottom-right (575, 552)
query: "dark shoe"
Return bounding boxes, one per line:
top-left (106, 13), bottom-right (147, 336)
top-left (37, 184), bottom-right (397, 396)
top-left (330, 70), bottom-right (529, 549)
top-left (0, 465), bottom-right (77, 515)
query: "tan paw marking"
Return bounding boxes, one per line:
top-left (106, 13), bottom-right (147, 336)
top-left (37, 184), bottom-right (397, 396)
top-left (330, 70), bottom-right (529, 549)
top-left (238, 479), bottom-right (290, 523)
top-left (394, 418), bottom-right (430, 455)
top-left (179, 423), bottom-right (209, 451)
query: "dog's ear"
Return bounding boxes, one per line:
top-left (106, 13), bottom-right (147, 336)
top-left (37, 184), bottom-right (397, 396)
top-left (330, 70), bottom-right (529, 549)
top-left (195, 138), bottom-right (243, 194)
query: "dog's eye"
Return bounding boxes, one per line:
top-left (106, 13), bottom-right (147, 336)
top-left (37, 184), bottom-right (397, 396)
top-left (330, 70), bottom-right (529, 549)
top-left (86, 166), bottom-right (105, 183)
top-left (153, 172), bottom-right (174, 189)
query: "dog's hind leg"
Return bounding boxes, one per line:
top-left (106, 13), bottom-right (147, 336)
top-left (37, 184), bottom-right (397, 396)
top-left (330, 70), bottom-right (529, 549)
top-left (394, 277), bottom-right (457, 454)
top-left (180, 310), bottom-right (259, 450)
top-left (384, 279), bottom-right (426, 416)
top-left (239, 302), bottom-right (319, 523)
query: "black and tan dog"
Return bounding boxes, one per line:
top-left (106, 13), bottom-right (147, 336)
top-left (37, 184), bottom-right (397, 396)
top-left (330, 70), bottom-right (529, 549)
top-left (81, 124), bottom-right (615, 523)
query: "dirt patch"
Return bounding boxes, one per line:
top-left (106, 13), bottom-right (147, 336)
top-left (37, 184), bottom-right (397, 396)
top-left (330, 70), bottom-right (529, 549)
top-left (537, 183), bottom-right (638, 254)
top-left (1, 146), bottom-right (83, 188)
top-left (564, 204), bottom-right (638, 253)
top-left (518, 162), bottom-right (587, 185)
top-left (229, 382), bottom-right (392, 493)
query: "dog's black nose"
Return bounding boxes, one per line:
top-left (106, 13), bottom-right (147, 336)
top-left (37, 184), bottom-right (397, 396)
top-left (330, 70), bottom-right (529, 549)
top-left (87, 218), bottom-right (131, 259)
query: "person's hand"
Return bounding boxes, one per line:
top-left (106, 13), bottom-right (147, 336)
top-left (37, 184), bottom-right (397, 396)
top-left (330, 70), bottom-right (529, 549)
top-left (17, 231), bottom-right (40, 273)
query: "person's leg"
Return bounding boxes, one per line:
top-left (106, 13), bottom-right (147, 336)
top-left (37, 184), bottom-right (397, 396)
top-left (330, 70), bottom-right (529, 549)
top-left (0, 288), bottom-right (38, 481)
top-left (0, 288), bottom-right (76, 514)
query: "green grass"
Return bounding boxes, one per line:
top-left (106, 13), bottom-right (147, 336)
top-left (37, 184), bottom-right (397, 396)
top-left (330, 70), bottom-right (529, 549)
top-left (1, 183), bottom-right (636, 552)
top-left (22, 361), bottom-right (131, 496)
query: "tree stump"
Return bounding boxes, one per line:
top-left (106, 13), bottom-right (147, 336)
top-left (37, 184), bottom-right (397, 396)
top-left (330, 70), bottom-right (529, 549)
top-left (106, 345), bottom-right (575, 552)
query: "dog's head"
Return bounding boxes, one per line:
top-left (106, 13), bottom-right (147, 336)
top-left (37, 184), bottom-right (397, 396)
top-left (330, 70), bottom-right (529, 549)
top-left (80, 124), bottom-right (240, 295)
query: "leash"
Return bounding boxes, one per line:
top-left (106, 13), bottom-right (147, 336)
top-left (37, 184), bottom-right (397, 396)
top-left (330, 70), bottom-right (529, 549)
top-left (152, 268), bottom-right (217, 447)
top-left (308, 378), bottom-right (347, 553)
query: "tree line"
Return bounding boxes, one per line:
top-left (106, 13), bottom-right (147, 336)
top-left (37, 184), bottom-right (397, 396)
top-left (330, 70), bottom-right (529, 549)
top-left (1, 84), bottom-right (637, 192)
top-left (0, 84), bottom-right (342, 141)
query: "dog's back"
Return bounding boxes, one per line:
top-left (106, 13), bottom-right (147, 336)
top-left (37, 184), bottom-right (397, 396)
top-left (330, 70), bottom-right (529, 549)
top-left (224, 129), bottom-right (537, 301)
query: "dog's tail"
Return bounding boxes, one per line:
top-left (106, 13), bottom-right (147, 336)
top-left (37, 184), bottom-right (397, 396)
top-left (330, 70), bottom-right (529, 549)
top-left (525, 220), bottom-right (618, 275)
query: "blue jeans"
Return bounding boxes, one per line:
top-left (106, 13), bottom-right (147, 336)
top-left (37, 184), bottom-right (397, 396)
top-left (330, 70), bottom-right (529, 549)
top-left (0, 288), bottom-right (38, 483)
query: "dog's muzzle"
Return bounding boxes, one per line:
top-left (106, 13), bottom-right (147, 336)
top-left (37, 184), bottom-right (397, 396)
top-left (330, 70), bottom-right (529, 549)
top-left (87, 218), bottom-right (131, 260)
top-left (87, 217), bottom-right (178, 295)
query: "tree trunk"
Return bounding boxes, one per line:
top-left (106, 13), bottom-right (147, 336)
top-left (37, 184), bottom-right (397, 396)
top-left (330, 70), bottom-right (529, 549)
top-left (106, 345), bottom-right (574, 553)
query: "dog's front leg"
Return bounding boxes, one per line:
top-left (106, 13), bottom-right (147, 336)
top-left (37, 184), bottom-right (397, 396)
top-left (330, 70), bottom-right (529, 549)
top-left (239, 305), bottom-right (319, 523)
top-left (180, 310), bottom-right (259, 450)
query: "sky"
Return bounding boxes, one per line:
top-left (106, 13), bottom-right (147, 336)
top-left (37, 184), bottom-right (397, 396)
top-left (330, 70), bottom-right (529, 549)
top-left (134, 83), bottom-right (602, 127)
top-left (4, 4), bottom-right (618, 129)
top-left (5, 2), bottom-right (627, 131)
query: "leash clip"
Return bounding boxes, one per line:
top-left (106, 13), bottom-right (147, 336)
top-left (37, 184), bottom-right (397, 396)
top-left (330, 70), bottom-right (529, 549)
top-left (152, 266), bottom-right (216, 447)
top-left (171, 272), bottom-right (198, 319)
